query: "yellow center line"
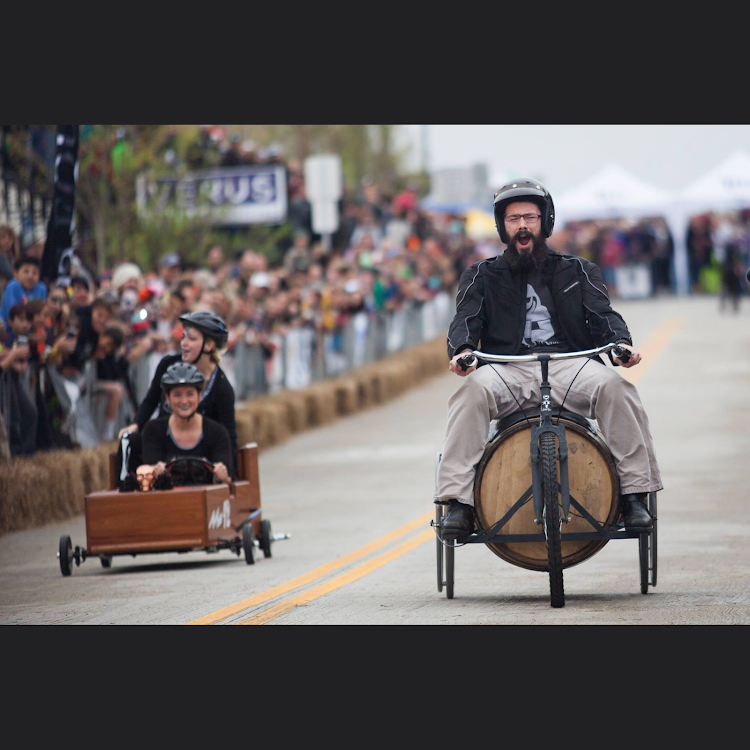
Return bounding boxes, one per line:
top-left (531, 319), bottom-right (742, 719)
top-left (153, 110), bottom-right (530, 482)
top-left (237, 529), bottom-right (435, 625)
top-left (188, 511), bottom-right (433, 624)
top-left (620, 316), bottom-right (685, 385)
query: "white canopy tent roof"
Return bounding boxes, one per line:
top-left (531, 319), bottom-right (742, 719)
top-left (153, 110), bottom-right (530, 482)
top-left (554, 163), bottom-right (676, 225)
top-left (677, 150), bottom-right (750, 211)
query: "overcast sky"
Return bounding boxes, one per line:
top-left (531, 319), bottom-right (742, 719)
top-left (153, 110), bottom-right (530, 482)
top-left (398, 125), bottom-right (750, 197)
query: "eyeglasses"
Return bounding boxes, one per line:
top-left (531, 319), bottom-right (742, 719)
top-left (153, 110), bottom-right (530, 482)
top-left (505, 213), bottom-right (542, 224)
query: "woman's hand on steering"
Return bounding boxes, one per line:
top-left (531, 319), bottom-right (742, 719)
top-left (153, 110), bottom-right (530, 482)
top-left (153, 461), bottom-right (167, 477)
top-left (212, 462), bottom-right (228, 483)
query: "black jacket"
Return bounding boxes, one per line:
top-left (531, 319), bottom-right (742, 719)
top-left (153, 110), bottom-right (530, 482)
top-left (447, 251), bottom-right (632, 364)
top-left (142, 416), bottom-right (236, 481)
top-left (135, 353), bottom-right (237, 458)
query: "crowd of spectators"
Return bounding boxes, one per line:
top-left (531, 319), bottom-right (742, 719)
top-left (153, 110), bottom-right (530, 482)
top-left (0, 179), bottom-right (483, 459)
top-left (2, 156), bottom-right (750, 460)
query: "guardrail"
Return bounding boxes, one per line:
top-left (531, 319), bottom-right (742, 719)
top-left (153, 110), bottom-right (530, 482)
top-left (128, 290), bottom-right (455, 403)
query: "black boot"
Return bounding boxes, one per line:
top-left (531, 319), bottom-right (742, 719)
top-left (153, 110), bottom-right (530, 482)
top-left (621, 493), bottom-right (652, 531)
top-left (440, 499), bottom-right (475, 539)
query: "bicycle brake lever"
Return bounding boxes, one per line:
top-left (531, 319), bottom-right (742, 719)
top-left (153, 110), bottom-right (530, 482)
top-left (612, 345), bottom-right (631, 363)
top-left (457, 354), bottom-right (477, 371)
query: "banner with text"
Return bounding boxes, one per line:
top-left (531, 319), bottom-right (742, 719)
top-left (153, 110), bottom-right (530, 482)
top-left (137, 165), bottom-right (288, 225)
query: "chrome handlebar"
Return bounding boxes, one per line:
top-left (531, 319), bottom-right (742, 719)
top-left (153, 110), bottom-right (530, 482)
top-left (456, 342), bottom-right (630, 370)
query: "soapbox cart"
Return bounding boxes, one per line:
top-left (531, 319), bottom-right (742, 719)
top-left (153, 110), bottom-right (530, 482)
top-left (57, 442), bottom-right (289, 575)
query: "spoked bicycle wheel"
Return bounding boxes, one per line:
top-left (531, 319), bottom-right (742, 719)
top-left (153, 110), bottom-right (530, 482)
top-left (541, 432), bottom-right (564, 608)
top-left (435, 504), bottom-right (444, 593)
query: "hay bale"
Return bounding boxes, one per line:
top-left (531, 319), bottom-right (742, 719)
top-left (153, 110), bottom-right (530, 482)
top-left (0, 459), bottom-right (41, 532)
top-left (235, 409), bottom-right (257, 445)
top-left (303, 384), bottom-right (337, 426)
top-left (334, 378), bottom-right (358, 415)
top-left (270, 391), bottom-right (309, 432)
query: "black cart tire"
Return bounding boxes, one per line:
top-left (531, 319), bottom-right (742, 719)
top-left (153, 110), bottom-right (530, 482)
top-left (100, 556), bottom-right (112, 569)
top-left (260, 519), bottom-right (272, 558)
top-left (639, 531), bottom-right (649, 594)
top-left (541, 432), bottom-right (565, 608)
top-left (243, 524), bottom-right (256, 565)
top-left (445, 538), bottom-right (454, 599)
top-left (436, 505), bottom-right (444, 593)
top-left (649, 492), bottom-right (658, 587)
top-left (59, 535), bottom-right (73, 577)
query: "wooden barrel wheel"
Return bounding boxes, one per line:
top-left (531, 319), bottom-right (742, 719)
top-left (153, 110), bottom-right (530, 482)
top-left (474, 416), bottom-right (620, 572)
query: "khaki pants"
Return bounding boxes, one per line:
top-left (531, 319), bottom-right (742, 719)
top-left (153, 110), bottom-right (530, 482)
top-left (434, 359), bottom-right (663, 506)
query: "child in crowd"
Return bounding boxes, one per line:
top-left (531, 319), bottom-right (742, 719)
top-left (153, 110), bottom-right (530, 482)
top-left (25, 299), bottom-right (50, 365)
top-left (0, 256), bottom-right (47, 327)
top-left (4, 304), bottom-right (33, 347)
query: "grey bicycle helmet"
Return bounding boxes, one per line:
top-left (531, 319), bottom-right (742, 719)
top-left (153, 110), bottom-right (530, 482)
top-left (178, 310), bottom-right (229, 349)
top-left (493, 179), bottom-right (555, 243)
top-left (160, 362), bottom-right (205, 393)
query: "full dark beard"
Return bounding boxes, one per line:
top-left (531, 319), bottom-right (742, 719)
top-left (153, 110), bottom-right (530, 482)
top-left (504, 232), bottom-right (549, 272)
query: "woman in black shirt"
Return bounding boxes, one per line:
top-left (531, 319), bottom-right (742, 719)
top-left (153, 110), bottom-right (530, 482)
top-left (117, 311), bottom-right (237, 477)
top-left (141, 362), bottom-right (234, 484)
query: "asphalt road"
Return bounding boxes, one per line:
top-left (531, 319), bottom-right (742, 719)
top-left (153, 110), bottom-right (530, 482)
top-left (1, 296), bottom-right (748, 624)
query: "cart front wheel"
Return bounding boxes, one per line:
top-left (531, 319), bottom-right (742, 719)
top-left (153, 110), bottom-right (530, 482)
top-left (59, 535), bottom-right (73, 577)
top-left (243, 524), bottom-right (256, 565)
top-left (100, 556), bottom-right (112, 569)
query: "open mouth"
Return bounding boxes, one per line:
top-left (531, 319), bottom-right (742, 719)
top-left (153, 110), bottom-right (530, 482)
top-left (517, 231), bottom-right (532, 249)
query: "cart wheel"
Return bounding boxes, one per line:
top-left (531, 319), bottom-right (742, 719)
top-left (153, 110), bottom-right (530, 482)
top-left (445, 538), bottom-right (455, 599)
top-left (59, 535), bottom-right (73, 577)
top-left (243, 524), bottom-right (256, 565)
top-left (260, 519), bottom-right (272, 558)
top-left (649, 492), bottom-right (658, 587)
top-left (100, 556), bottom-right (112, 569)
top-left (541, 433), bottom-right (565, 608)
top-left (639, 532), bottom-right (649, 594)
top-left (435, 505), bottom-right (444, 593)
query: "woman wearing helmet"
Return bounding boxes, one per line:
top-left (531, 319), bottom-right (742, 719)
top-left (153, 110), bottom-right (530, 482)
top-left (117, 310), bottom-right (237, 477)
top-left (140, 362), bottom-right (234, 484)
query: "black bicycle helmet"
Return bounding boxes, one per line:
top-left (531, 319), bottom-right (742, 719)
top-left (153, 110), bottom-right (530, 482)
top-left (178, 310), bottom-right (229, 349)
top-left (493, 179), bottom-right (555, 243)
top-left (160, 362), bottom-right (205, 393)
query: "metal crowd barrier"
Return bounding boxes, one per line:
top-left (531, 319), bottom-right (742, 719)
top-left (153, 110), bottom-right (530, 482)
top-left (189, 290), bottom-right (455, 403)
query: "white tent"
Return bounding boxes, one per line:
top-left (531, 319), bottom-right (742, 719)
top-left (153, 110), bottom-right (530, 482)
top-left (665, 151), bottom-right (750, 295)
top-left (679, 150), bottom-right (750, 211)
top-left (555, 164), bottom-right (684, 296)
top-left (555, 163), bottom-right (675, 224)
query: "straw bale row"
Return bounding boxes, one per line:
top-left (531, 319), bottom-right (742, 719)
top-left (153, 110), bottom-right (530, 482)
top-left (0, 337), bottom-right (449, 535)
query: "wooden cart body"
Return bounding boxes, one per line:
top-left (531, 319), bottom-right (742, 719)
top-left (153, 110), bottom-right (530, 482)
top-left (87, 443), bottom-right (262, 556)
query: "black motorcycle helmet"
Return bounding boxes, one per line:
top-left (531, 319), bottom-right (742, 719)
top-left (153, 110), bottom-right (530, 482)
top-left (160, 362), bottom-right (205, 394)
top-left (178, 310), bottom-right (229, 363)
top-left (493, 179), bottom-right (555, 244)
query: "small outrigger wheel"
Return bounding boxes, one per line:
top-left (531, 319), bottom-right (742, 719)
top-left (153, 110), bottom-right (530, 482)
top-left (260, 519), bottom-right (272, 558)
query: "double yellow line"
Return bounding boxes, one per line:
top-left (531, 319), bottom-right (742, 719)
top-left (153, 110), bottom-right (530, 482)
top-left (188, 511), bottom-right (433, 625)
top-left (190, 315), bottom-right (684, 626)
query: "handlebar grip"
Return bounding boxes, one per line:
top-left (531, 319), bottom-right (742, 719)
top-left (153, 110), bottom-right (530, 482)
top-left (612, 345), bottom-right (631, 363)
top-left (457, 354), bottom-right (477, 371)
